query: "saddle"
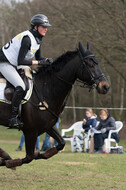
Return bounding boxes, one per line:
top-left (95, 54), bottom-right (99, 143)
top-left (0, 67), bottom-right (32, 101)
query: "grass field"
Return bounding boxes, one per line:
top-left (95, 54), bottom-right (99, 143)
top-left (0, 126), bottom-right (126, 190)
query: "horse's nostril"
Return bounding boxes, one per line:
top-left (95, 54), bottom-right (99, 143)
top-left (103, 85), bottom-right (109, 91)
top-left (97, 82), bottom-right (109, 94)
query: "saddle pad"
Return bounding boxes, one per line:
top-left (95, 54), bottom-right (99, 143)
top-left (0, 79), bottom-right (33, 104)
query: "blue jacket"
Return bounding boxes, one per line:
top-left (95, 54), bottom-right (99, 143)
top-left (82, 116), bottom-right (97, 132)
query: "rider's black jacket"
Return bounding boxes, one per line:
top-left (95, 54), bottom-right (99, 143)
top-left (0, 28), bottom-right (45, 66)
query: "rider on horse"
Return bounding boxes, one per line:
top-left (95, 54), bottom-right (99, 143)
top-left (0, 14), bottom-right (52, 129)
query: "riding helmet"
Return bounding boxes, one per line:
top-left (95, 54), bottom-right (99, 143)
top-left (31, 14), bottom-right (51, 27)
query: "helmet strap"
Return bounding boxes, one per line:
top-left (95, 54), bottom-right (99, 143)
top-left (32, 26), bottom-right (43, 38)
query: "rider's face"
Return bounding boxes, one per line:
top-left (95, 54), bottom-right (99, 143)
top-left (37, 25), bottom-right (47, 36)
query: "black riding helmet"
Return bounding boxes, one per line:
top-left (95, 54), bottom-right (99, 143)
top-left (31, 14), bottom-right (51, 28)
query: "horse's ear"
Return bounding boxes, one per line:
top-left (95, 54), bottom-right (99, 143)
top-left (87, 42), bottom-right (91, 51)
top-left (79, 42), bottom-right (86, 55)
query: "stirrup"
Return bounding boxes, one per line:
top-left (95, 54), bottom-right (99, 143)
top-left (7, 125), bottom-right (23, 130)
top-left (8, 116), bottom-right (23, 130)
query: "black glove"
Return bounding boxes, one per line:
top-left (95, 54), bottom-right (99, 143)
top-left (46, 58), bottom-right (53, 64)
top-left (38, 58), bottom-right (53, 66)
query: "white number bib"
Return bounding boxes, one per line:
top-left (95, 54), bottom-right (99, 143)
top-left (2, 30), bottom-right (40, 66)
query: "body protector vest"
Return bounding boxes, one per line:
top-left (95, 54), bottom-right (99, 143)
top-left (2, 30), bottom-right (40, 66)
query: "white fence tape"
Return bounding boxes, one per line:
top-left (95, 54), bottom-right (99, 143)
top-left (65, 106), bottom-right (126, 110)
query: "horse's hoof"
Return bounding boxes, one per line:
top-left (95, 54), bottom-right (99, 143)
top-left (10, 167), bottom-right (16, 170)
top-left (0, 157), bottom-right (5, 166)
top-left (5, 159), bottom-right (22, 168)
top-left (0, 157), bottom-right (3, 164)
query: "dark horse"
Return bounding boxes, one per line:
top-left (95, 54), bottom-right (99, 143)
top-left (0, 42), bottom-right (109, 168)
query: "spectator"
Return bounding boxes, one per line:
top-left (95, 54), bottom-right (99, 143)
top-left (82, 108), bottom-right (97, 152)
top-left (94, 109), bottom-right (119, 153)
top-left (41, 118), bottom-right (60, 151)
top-left (16, 133), bottom-right (40, 151)
top-left (41, 133), bottom-right (50, 151)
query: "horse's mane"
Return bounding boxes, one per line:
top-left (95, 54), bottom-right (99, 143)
top-left (34, 50), bottom-right (78, 100)
top-left (51, 50), bottom-right (78, 72)
top-left (36, 50), bottom-right (78, 74)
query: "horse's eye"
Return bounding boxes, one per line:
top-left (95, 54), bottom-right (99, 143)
top-left (92, 57), bottom-right (99, 65)
top-left (88, 62), bottom-right (94, 67)
top-left (85, 59), bottom-right (94, 67)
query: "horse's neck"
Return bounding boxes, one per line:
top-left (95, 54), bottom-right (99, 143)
top-left (34, 54), bottom-right (80, 115)
top-left (56, 55), bottom-right (80, 85)
top-left (49, 55), bottom-right (80, 113)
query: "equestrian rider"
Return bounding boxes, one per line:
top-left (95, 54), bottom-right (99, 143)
top-left (0, 14), bottom-right (52, 129)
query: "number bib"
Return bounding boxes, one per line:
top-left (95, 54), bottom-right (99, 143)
top-left (2, 30), bottom-right (40, 66)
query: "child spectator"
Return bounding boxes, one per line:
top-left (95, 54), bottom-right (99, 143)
top-left (82, 108), bottom-right (97, 152)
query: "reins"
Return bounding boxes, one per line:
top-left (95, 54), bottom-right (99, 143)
top-left (33, 81), bottom-right (59, 119)
top-left (26, 49), bottom-right (105, 119)
top-left (54, 74), bottom-right (73, 87)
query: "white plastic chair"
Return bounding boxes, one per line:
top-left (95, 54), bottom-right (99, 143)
top-left (61, 121), bottom-right (83, 152)
top-left (104, 121), bottom-right (123, 153)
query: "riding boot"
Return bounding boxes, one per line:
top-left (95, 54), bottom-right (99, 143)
top-left (9, 86), bottom-right (24, 129)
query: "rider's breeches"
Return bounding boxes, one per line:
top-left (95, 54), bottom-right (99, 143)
top-left (0, 62), bottom-right (25, 91)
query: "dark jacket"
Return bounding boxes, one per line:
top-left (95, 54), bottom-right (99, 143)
top-left (96, 114), bottom-right (119, 143)
top-left (82, 116), bottom-right (97, 132)
top-left (96, 114), bottom-right (116, 131)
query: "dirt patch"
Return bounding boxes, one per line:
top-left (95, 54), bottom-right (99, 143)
top-left (0, 140), bottom-right (19, 144)
top-left (58, 161), bottom-right (96, 166)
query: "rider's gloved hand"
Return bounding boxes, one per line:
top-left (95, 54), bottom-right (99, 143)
top-left (46, 58), bottom-right (53, 64)
top-left (38, 58), bottom-right (53, 66)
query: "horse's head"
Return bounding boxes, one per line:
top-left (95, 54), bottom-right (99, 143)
top-left (77, 42), bottom-right (109, 94)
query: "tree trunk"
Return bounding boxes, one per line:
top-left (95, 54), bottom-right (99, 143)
top-left (119, 79), bottom-right (125, 120)
top-left (72, 86), bottom-right (76, 122)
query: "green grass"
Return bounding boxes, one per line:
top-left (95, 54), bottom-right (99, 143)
top-left (0, 126), bottom-right (22, 141)
top-left (0, 126), bottom-right (126, 190)
top-left (0, 125), bottom-right (45, 142)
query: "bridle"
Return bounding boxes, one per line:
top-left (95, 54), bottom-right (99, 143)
top-left (55, 49), bottom-right (106, 91)
top-left (77, 50), bottom-right (105, 91)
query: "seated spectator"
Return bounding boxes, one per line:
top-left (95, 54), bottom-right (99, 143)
top-left (94, 109), bottom-right (119, 153)
top-left (82, 108), bottom-right (97, 152)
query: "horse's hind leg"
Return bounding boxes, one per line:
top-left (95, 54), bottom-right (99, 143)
top-left (0, 147), bottom-right (12, 166)
top-left (34, 126), bottom-right (65, 160)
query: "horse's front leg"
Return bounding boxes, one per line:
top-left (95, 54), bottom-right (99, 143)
top-left (5, 132), bottom-right (37, 168)
top-left (35, 126), bottom-right (65, 160)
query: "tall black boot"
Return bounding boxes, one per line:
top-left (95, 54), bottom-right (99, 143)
top-left (9, 86), bottom-right (24, 129)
